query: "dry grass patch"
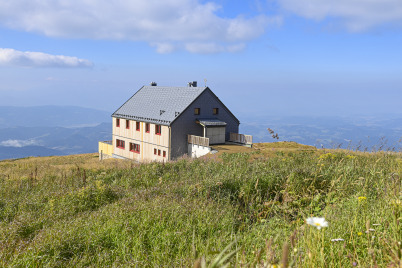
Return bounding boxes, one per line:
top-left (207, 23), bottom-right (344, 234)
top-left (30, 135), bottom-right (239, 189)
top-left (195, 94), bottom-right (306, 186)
top-left (0, 153), bottom-right (133, 180)
top-left (206, 144), bottom-right (254, 158)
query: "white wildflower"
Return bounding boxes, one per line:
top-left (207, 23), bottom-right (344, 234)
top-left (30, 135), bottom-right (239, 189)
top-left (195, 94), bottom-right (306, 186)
top-left (331, 238), bottom-right (344, 242)
top-left (306, 217), bottom-right (328, 230)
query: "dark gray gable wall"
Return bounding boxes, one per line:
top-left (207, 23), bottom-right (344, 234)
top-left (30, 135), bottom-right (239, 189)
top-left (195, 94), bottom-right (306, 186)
top-left (170, 88), bottom-right (239, 159)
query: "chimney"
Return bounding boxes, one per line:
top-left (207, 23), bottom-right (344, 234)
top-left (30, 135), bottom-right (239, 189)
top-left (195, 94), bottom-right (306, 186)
top-left (187, 81), bottom-right (197, 87)
top-left (150, 82), bottom-right (157, 86)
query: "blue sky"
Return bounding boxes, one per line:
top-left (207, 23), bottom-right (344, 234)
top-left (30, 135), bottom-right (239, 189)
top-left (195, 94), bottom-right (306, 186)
top-left (1, 0), bottom-right (401, 118)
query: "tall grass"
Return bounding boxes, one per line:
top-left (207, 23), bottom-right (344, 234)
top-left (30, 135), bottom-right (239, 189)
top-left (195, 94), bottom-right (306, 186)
top-left (0, 145), bottom-right (401, 267)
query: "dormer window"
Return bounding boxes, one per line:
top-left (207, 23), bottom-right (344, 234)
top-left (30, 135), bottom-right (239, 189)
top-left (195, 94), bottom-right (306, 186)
top-left (194, 108), bottom-right (200, 115)
top-left (213, 108), bottom-right (219, 115)
top-left (116, 118), bottom-right (120, 127)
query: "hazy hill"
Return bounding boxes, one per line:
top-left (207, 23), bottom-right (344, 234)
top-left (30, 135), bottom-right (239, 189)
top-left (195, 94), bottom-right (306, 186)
top-left (240, 114), bottom-right (402, 151)
top-left (0, 106), bottom-right (112, 160)
top-left (0, 105), bottom-right (111, 128)
top-left (0, 105), bottom-right (401, 160)
top-left (0, 123), bottom-right (111, 160)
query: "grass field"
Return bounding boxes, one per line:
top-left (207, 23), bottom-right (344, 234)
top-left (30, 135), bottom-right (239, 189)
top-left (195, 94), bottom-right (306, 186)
top-left (0, 142), bottom-right (401, 267)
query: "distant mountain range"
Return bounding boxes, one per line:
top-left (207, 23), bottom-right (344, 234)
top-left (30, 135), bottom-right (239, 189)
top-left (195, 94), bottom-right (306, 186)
top-left (0, 106), bottom-right (401, 160)
top-left (0, 106), bottom-right (111, 128)
top-left (0, 106), bottom-right (112, 160)
top-left (239, 114), bottom-right (402, 151)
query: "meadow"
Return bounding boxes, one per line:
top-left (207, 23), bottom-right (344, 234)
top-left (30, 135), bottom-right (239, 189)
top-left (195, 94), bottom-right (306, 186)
top-left (0, 142), bottom-right (401, 267)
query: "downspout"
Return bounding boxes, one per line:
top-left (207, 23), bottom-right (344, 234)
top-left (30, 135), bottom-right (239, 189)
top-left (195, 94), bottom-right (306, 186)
top-left (141, 122), bottom-right (144, 162)
top-left (168, 126), bottom-right (171, 161)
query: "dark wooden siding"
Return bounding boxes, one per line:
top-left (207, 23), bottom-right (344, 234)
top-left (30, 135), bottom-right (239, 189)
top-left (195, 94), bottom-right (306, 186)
top-left (170, 89), bottom-right (239, 159)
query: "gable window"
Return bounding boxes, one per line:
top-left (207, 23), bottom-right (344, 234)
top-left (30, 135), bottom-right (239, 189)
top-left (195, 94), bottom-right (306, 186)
top-left (126, 120), bottom-right (130, 129)
top-left (194, 108), bottom-right (200, 115)
top-left (155, 124), bottom-right (161, 135)
top-left (116, 139), bottom-right (125, 149)
top-left (136, 122), bottom-right (140, 131)
top-left (213, 108), bottom-right (219, 115)
top-left (145, 123), bottom-right (150, 133)
top-left (116, 118), bottom-right (120, 127)
top-left (129, 143), bottom-right (140, 153)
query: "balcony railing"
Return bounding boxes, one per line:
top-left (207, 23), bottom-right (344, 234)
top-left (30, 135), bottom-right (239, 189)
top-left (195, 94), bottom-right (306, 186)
top-left (188, 135), bottom-right (209, 147)
top-left (229, 133), bottom-right (253, 145)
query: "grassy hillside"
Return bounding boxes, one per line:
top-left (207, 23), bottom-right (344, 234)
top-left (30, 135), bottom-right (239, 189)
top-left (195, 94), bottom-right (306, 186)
top-left (0, 143), bottom-right (401, 267)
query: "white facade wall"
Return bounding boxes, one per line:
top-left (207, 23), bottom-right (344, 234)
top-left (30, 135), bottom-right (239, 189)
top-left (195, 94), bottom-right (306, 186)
top-left (188, 144), bottom-right (211, 158)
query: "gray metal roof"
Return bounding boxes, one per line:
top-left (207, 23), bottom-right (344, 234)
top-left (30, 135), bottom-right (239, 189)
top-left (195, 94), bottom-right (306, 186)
top-left (112, 86), bottom-right (207, 125)
top-left (197, 118), bottom-right (227, 127)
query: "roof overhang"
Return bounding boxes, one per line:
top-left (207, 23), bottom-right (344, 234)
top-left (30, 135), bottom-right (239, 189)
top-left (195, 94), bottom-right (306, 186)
top-left (112, 113), bottom-right (171, 126)
top-left (196, 118), bottom-right (227, 127)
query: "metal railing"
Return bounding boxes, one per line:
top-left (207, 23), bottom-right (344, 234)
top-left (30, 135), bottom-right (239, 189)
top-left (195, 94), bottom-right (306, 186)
top-left (188, 135), bottom-right (209, 147)
top-left (229, 133), bottom-right (253, 145)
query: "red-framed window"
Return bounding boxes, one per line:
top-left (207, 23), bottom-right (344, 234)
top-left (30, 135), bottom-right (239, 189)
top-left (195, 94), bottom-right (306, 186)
top-left (126, 119), bottom-right (130, 129)
top-left (158, 149), bottom-right (161, 156)
top-left (154, 148), bottom-right (157, 155)
top-left (145, 123), bottom-right (150, 133)
top-left (213, 108), bottom-right (219, 115)
top-left (116, 118), bottom-right (120, 127)
top-left (155, 124), bottom-right (161, 135)
top-left (116, 139), bottom-right (125, 149)
top-left (163, 151), bottom-right (166, 158)
top-left (194, 108), bottom-right (200, 115)
top-left (136, 122), bottom-right (140, 131)
top-left (129, 143), bottom-right (140, 153)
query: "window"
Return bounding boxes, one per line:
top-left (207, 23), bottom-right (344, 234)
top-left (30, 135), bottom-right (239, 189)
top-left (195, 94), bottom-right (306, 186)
top-left (116, 118), bottom-right (120, 127)
top-left (129, 143), bottom-right (140, 153)
top-left (163, 151), bottom-right (166, 158)
top-left (145, 123), bottom-right (150, 133)
top-left (126, 120), bottom-right (130, 129)
top-left (154, 148), bottom-right (157, 155)
top-left (158, 149), bottom-right (161, 156)
top-left (155, 124), bottom-right (161, 135)
top-left (136, 122), bottom-right (140, 131)
top-left (116, 139), bottom-right (125, 149)
top-left (213, 108), bottom-right (219, 115)
top-left (194, 108), bottom-right (200, 115)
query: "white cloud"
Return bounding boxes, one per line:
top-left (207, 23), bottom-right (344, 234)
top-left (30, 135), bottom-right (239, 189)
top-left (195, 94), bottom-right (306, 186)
top-left (151, 43), bottom-right (177, 54)
top-left (184, 42), bottom-right (246, 54)
top-left (277, 0), bottom-right (402, 31)
top-left (0, 139), bottom-right (39, 147)
top-left (0, 48), bottom-right (93, 68)
top-left (0, 0), bottom-right (281, 53)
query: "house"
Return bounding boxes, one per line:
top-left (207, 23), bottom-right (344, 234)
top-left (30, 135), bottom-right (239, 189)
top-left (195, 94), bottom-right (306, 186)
top-left (99, 81), bottom-right (240, 162)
